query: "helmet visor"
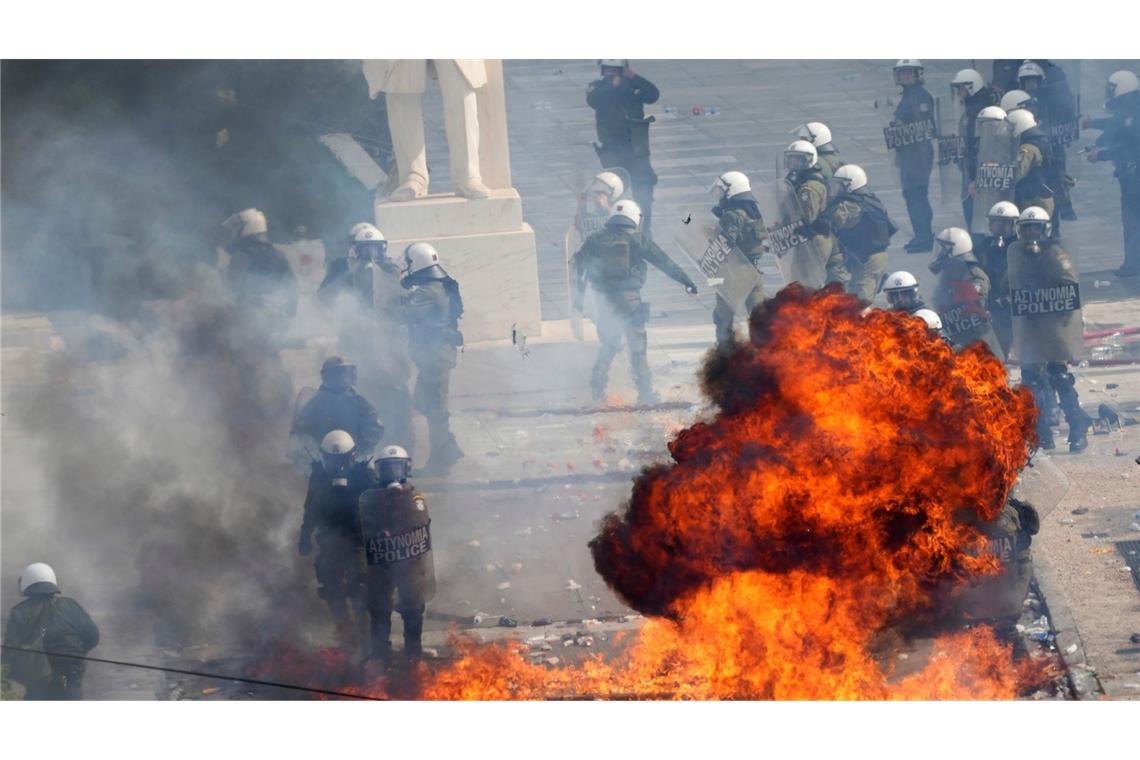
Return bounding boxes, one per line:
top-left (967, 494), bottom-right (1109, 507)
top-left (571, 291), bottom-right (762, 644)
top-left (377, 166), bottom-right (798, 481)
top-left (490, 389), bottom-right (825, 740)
top-left (1018, 221), bottom-right (1047, 243)
top-left (322, 364), bottom-right (357, 391)
top-left (887, 289), bottom-right (918, 310)
top-left (785, 152), bottom-right (811, 173)
top-left (356, 241), bottom-right (388, 263)
top-left (989, 217), bottom-right (1015, 238)
top-left (321, 450), bottom-right (354, 478)
top-left (377, 458), bottom-right (410, 485)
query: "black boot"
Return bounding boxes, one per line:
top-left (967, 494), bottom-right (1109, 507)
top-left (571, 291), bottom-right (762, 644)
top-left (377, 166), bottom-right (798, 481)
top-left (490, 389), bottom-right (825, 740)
top-left (904, 236), bottom-right (933, 253)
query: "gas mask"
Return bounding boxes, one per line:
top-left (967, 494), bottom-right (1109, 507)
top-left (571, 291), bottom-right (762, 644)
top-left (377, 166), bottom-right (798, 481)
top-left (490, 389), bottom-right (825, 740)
top-left (929, 240), bottom-right (956, 274)
top-left (376, 457), bottom-right (410, 487)
top-left (1017, 222), bottom-right (1048, 254)
top-left (321, 450), bottom-right (354, 487)
top-left (989, 218), bottom-right (1015, 245)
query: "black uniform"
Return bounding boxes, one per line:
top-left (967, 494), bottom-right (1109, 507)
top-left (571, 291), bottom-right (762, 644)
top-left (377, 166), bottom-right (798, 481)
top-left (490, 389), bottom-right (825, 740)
top-left (586, 73), bottom-right (660, 235)
top-left (1088, 94), bottom-right (1140, 276)
top-left (3, 593), bottom-right (99, 700)
top-left (894, 81), bottom-right (936, 247)
top-left (961, 85), bottom-right (1002, 228)
top-left (226, 236), bottom-right (299, 323)
top-left (299, 460), bottom-right (375, 634)
top-left (975, 232), bottom-right (1015, 356)
top-left (1031, 61), bottom-right (1079, 220)
top-left (318, 257), bottom-right (415, 449)
top-left (992, 60), bottom-right (1022, 94)
top-left (291, 384), bottom-right (385, 458)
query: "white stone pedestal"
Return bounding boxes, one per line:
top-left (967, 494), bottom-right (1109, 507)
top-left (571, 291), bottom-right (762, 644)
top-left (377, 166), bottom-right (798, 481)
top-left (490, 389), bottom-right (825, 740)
top-left (375, 188), bottom-right (541, 343)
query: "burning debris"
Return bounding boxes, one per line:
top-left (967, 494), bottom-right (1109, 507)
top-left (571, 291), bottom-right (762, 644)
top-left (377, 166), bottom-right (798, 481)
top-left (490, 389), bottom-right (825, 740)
top-left (250, 285), bottom-right (1047, 699)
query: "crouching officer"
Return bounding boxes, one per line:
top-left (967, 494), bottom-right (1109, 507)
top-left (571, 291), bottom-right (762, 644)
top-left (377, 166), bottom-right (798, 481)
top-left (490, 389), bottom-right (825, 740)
top-left (975, 201), bottom-right (1020, 356)
top-left (2, 563), bottom-right (100, 700)
top-left (816, 165), bottom-right (899, 302)
top-left (298, 430), bottom-right (374, 651)
top-left (1007, 206), bottom-right (1092, 452)
top-left (359, 445), bottom-right (434, 665)
top-left (710, 170), bottom-right (768, 348)
top-left (572, 199), bottom-right (697, 403)
top-left (930, 227), bottom-right (1005, 360)
top-left (400, 243), bottom-right (466, 476)
top-left (955, 498), bottom-right (1040, 658)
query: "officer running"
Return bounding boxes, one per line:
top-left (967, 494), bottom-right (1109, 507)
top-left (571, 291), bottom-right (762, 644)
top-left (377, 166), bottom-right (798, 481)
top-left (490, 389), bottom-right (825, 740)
top-left (572, 199), bottom-right (697, 404)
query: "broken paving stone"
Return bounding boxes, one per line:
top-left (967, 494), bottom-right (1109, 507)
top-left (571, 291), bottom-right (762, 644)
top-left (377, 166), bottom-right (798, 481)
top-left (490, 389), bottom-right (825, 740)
top-left (423, 648), bottom-right (439, 658)
top-left (1071, 507), bottom-right (1090, 515)
top-left (1060, 518), bottom-right (1076, 526)
top-left (1081, 531), bottom-right (1111, 539)
top-left (1066, 644), bottom-right (1079, 655)
top-left (201, 687), bottom-right (220, 696)
top-left (498, 617), bottom-right (518, 627)
top-left (565, 580), bottom-right (582, 591)
top-left (1130, 633), bottom-right (1140, 644)
top-left (531, 618), bottom-right (553, 627)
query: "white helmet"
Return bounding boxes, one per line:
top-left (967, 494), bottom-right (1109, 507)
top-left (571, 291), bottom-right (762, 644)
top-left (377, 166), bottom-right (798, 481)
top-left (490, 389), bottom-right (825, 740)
top-left (348, 222), bottom-right (373, 238)
top-left (832, 164), bottom-right (868, 193)
top-left (951, 69), bottom-right (985, 97)
top-left (320, 430), bottom-right (357, 479)
top-left (349, 223), bottom-right (388, 265)
top-left (1000, 89), bottom-right (1033, 113)
top-left (914, 309), bottom-right (943, 331)
top-left (18, 562), bottom-right (59, 596)
top-left (404, 242), bottom-right (443, 275)
top-left (1107, 70), bottom-right (1140, 100)
top-left (351, 223), bottom-right (385, 244)
top-left (784, 140), bottom-right (818, 172)
top-left (222, 208), bottom-right (267, 239)
top-left (935, 227), bottom-right (974, 257)
top-left (1017, 206), bottom-right (1052, 242)
top-left (988, 201), bottom-right (1020, 220)
top-left (976, 105), bottom-right (1007, 124)
top-left (883, 271), bottom-right (919, 292)
top-left (375, 444), bottom-right (412, 486)
top-left (598, 59), bottom-right (628, 69)
top-left (793, 122), bottom-right (832, 148)
top-left (1017, 61), bottom-right (1046, 84)
top-left (607, 199), bottom-right (643, 229)
top-left (1007, 109), bottom-right (1038, 138)
top-left (711, 170), bottom-right (751, 200)
top-left (589, 171), bottom-right (624, 202)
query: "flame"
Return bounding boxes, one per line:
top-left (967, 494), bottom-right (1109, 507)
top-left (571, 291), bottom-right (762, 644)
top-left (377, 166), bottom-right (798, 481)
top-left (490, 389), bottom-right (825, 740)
top-left (262, 285), bottom-right (1043, 699)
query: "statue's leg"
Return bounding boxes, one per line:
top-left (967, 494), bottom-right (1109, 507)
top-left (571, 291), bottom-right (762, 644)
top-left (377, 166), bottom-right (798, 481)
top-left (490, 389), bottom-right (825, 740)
top-left (436, 61), bottom-right (489, 198)
top-left (386, 92), bottom-right (429, 200)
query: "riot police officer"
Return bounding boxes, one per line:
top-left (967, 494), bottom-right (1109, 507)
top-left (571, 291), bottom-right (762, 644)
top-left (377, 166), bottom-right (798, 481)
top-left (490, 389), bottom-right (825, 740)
top-left (784, 140), bottom-right (843, 285)
top-left (710, 170), bottom-right (768, 347)
top-left (290, 355), bottom-right (385, 463)
top-left (298, 430), bottom-right (374, 652)
top-left (1007, 207), bottom-right (1091, 452)
top-left (2, 563), bottom-right (100, 700)
top-left (930, 227), bottom-right (1004, 359)
top-left (882, 270), bottom-right (928, 313)
top-left (951, 69), bottom-right (1001, 228)
top-left (975, 201), bottom-right (1020, 356)
top-left (221, 208), bottom-right (299, 331)
top-left (572, 199), bottom-right (697, 404)
top-left (1084, 70), bottom-right (1140, 278)
top-left (359, 445), bottom-right (434, 665)
top-left (586, 60), bottom-right (660, 235)
top-left (892, 60), bottom-right (936, 253)
top-left (816, 165), bottom-right (898, 302)
top-left (317, 223), bottom-right (415, 450)
top-left (1007, 109), bottom-right (1058, 228)
top-left (793, 122), bottom-right (845, 181)
top-left (399, 242), bottom-right (465, 475)
top-left (577, 171), bottom-right (626, 237)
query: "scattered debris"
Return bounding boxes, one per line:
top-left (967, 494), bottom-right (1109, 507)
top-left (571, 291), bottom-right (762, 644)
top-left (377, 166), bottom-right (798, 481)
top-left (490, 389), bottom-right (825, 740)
top-left (1130, 633), bottom-right (1140, 644)
top-left (423, 648), bottom-right (439, 658)
top-left (552, 510), bottom-right (581, 522)
top-left (466, 539), bottom-right (481, 548)
top-left (1107, 383), bottom-right (1120, 390)
top-left (201, 687), bottom-right (220, 696)
top-left (1081, 532), bottom-right (1111, 539)
top-left (543, 657), bottom-right (561, 667)
top-left (496, 581), bottom-right (511, 590)
top-left (514, 527), bottom-right (533, 536)
top-left (1071, 507), bottom-right (1090, 515)
top-left (498, 617), bottom-right (518, 627)
top-left (1066, 644), bottom-right (1079, 655)
top-left (565, 579), bottom-right (581, 591)
top-left (531, 618), bottom-right (553, 627)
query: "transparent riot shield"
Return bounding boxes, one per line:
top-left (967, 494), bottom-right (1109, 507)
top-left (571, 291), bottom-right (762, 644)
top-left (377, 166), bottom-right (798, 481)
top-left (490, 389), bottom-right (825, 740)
top-left (972, 118), bottom-right (1018, 235)
top-left (1010, 453), bottom-right (1069, 521)
top-left (754, 179), bottom-right (828, 289)
top-left (672, 209), bottom-right (768, 314)
top-left (935, 95), bottom-right (966, 206)
top-left (565, 167), bottom-right (632, 339)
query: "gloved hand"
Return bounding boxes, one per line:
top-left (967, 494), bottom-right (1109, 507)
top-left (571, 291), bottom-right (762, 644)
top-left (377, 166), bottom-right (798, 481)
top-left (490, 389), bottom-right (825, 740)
top-left (685, 283), bottom-right (699, 295)
top-left (298, 534), bottom-right (313, 557)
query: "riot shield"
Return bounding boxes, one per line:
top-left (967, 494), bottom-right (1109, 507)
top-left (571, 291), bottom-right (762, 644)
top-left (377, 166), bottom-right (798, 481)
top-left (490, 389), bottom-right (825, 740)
top-left (565, 167), bottom-right (632, 338)
top-left (287, 386), bottom-right (320, 470)
top-left (971, 119), bottom-right (1017, 235)
top-left (359, 488), bottom-right (436, 604)
top-left (754, 179), bottom-right (828, 289)
top-left (1010, 453), bottom-right (1069, 521)
top-left (934, 96), bottom-right (965, 206)
top-left (672, 210), bottom-right (769, 314)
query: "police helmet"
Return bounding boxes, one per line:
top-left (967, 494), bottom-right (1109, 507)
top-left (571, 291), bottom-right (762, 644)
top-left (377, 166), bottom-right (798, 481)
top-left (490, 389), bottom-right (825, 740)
top-left (976, 105), bottom-right (1007, 125)
top-left (18, 562), bottom-right (59, 596)
top-left (1000, 89), bottom-right (1033, 113)
top-left (831, 164), bottom-right (868, 194)
top-left (375, 444), bottom-right (412, 486)
top-left (598, 59), bottom-right (629, 70)
top-left (221, 208), bottom-right (268, 240)
top-left (320, 430), bottom-right (357, 478)
top-left (784, 140), bottom-right (818, 173)
top-left (1107, 70), bottom-right (1140, 103)
top-left (1006, 108), bottom-right (1038, 137)
top-left (988, 201), bottom-right (1020, 238)
top-left (589, 171), bottom-right (625, 202)
top-left (404, 242), bottom-right (443, 276)
top-left (1016, 206), bottom-right (1052, 243)
top-left (607, 199), bottom-right (643, 229)
top-left (793, 122), bottom-right (832, 149)
top-left (883, 271), bottom-right (920, 310)
top-left (893, 60), bottom-right (924, 86)
top-left (320, 355), bottom-right (357, 390)
top-left (935, 227), bottom-right (974, 258)
top-left (348, 223), bottom-right (388, 264)
top-left (951, 69), bottom-right (985, 98)
top-left (711, 171), bottom-right (751, 200)
top-left (1017, 61), bottom-right (1046, 90)
top-left (914, 309), bottom-right (943, 331)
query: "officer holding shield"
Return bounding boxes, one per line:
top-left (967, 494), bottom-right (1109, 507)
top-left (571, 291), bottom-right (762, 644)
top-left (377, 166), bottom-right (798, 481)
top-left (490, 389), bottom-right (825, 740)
top-left (975, 201), bottom-right (1020, 356)
top-left (359, 445), bottom-right (434, 665)
top-left (709, 170), bottom-right (769, 347)
top-left (1006, 207), bottom-right (1091, 452)
top-left (951, 69), bottom-right (1001, 229)
top-left (929, 227), bottom-right (1004, 359)
top-left (891, 60), bottom-right (936, 253)
top-left (586, 60), bottom-right (660, 235)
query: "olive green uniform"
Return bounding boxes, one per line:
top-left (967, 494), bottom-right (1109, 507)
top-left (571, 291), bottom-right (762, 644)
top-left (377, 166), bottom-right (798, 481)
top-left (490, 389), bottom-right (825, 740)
top-left (815, 147), bottom-right (845, 183)
top-left (1013, 142), bottom-right (1056, 219)
top-left (712, 201), bottom-right (768, 346)
top-left (792, 169), bottom-right (844, 286)
top-left (3, 594), bottom-right (99, 700)
top-left (825, 197), bottom-right (889, 302)
top-left (932, 258), bottom-right (1005, 359)
top-left (573, 225), bottom-right (696, 401)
